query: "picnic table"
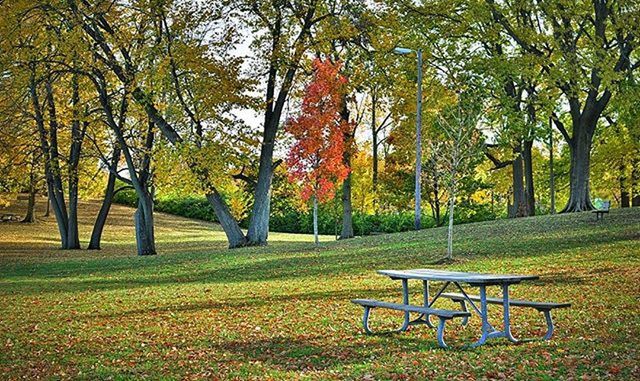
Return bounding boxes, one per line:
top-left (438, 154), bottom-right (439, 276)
top-left (352, 269), bottom-right (570, 348)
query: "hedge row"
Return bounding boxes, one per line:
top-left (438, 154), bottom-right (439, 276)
top-left (113, 190), bottom-right (499, 236)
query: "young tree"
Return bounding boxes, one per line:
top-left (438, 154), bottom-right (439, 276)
top-left (286, 59), bottom-right (351, 245)
top-left (436, 94), bottom-right (484, 260)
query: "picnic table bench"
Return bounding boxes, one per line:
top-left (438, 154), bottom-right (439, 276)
top-left (352, 299), bottom-right (470, 348)
top-left (440, 292), bottom-right (571, 340)
top-left (592, 200), bottom-right (610, 220)
top-left (352, 269), bottom-right (570, 348)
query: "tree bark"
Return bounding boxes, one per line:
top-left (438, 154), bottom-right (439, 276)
top-left (33, 72), bottom-right (71, 249)
top-left (44, 191), bottom-right (50, 217)
top-left (313, 194), bottom-right (319, 246)
top-left (522, 139), bottom-right (535, 216)
top-left (206, 190), bottom-right (248, 248)
top-left (66, 72), bottom-right (84, 250)
top-left (340, 95), bottom-right (354, 240)
top-left (340, 173), bottom-right (354, 239)
top-left (632, 158), bottom-right (640, 207)
top-left (561, 122), bottom-right (595, 212)
top-left (510, 146), bottom-right (527, 218)
top-left (620, 161), bottom-right (630, 208)
top-left (245, 7), bottom-right (317, 246)
top-left (134, 190), bottom-right (156, 256)
top-left (22, 163), bottom-right (37, 223)
top-left (371, 92), bottom-right (378, 193)
top-left (89, 147), bottom-right (121, 250)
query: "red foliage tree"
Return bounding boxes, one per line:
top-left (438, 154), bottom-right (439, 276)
top-left (286, 58), bottom-right (352, 243)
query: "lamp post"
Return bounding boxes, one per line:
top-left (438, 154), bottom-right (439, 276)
top-left (394, 47), bottom-right (423, 230)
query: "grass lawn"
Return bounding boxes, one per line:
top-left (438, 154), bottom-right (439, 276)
top-left (0, 199), bottom-right (639, 380)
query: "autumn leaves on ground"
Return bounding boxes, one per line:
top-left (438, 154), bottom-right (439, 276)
top-left (0, 199), bottom-right (638, 380)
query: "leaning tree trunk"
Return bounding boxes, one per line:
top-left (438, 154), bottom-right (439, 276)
top-left (206, 190), bottom-right (247, 248)
top-left (562, 127), bottom-right (595, 212)
top-left (88, 148), bottom-right (121, 250)
top-left (246, 123), bottom-right (277, 246)
top-left (522, 139), bottom-right (535, 216)
top-left (88, 179), bottom-right (116, 249)
top-left (134, 191), bottom-right (156, 256)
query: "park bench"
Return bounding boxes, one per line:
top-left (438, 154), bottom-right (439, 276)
top-left (441, 292), bottom-right (571, 340)
top-left (352, 299), bottom-right (471, 348)
top-left (592, 200), bottom-right (610, 220)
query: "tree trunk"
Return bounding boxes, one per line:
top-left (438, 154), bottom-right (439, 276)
top-left (371, 92), bottom-right (378, 194)
top-left (446, 190), bottom-right (455, 260)
top-left (134, 191), bottom-right (156, 256)
top-left (44, 192), bottom-right (50, 217)
top-left (65, 72), bottom-right (83, 250)
top-left (339, 95), bottom-right (354, 240)
top-left (43, 76), bottom-right (71, 248)
top-left (340, 173), bottom-right (354, 239)
top-left (510, 147), bottom-right (527, 218)
top-left (246, 122), bottom-right (277, 246)
top-left (562, 126), bottom-right (595, 212)
top-left (632, 158), bottom-right (640, 207)
top-left (89, 148), bottom-right (121, 250)
top-left (433, 177), bottom-right (442, 227)
top-left (66, 178), bottom-right (81, 249)
top-left (313, 194), bottom-right (319, 246)
top-left (22, 164), bottom-right (37, 223)
top-left (206, 190), bottom-right (248, 248)
top-left (620, 161), bottom-right (630, 208)
top-left (522, 139), bottom-right (535, 216)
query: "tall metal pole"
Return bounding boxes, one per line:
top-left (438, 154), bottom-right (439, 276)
top-left (415, 49), bottom-right (423, 230)
top-left (549, 116), bottom-right (556, 214)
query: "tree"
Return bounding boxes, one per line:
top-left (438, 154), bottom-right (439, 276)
top-left (436, 94), bottom-right (484, 260)
top-left (66, 0), bottom-right (252, 249)
top-left (484, 0), bottom-right (639, 212)
top-left (286, 59), bottom-right (351, 245)
top-left (240, 0), bottom-right (341, 245)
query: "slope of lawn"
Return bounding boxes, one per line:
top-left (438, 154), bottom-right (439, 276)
top-left (0, 198), bottom-right (638, 380)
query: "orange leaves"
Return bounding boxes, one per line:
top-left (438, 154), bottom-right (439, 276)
top-left (285, 59), bottom-right (352, 203)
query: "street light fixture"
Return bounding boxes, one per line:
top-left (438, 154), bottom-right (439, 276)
top-left (394, 46), bottom-right (423, 230)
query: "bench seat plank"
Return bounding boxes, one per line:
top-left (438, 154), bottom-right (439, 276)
top-left (352, 299), bottom-right (470, 319)
top-left (441, 292), bottom-right (571, 310)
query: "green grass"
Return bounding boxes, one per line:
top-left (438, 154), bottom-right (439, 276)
top-left (0, 198), bottom-right (639, 380)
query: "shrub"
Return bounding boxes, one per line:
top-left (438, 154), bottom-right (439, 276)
top-left (113, 190), bottom-right (500, 236)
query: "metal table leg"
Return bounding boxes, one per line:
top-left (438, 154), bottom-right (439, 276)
top-left (502, 283), bottom-right (519, 343)
top-left (409, 280), bottom-right (435, 328)
top-left (400, 278), bottom-right (410, 332)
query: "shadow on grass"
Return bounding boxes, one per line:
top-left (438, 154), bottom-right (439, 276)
top-left (1, 228), bottom-right (636, 296)
top-left (87, 287), bottom-right (402, 320)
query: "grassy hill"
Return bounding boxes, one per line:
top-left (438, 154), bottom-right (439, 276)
top-left (0, 198), bottom-right (638, 379)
